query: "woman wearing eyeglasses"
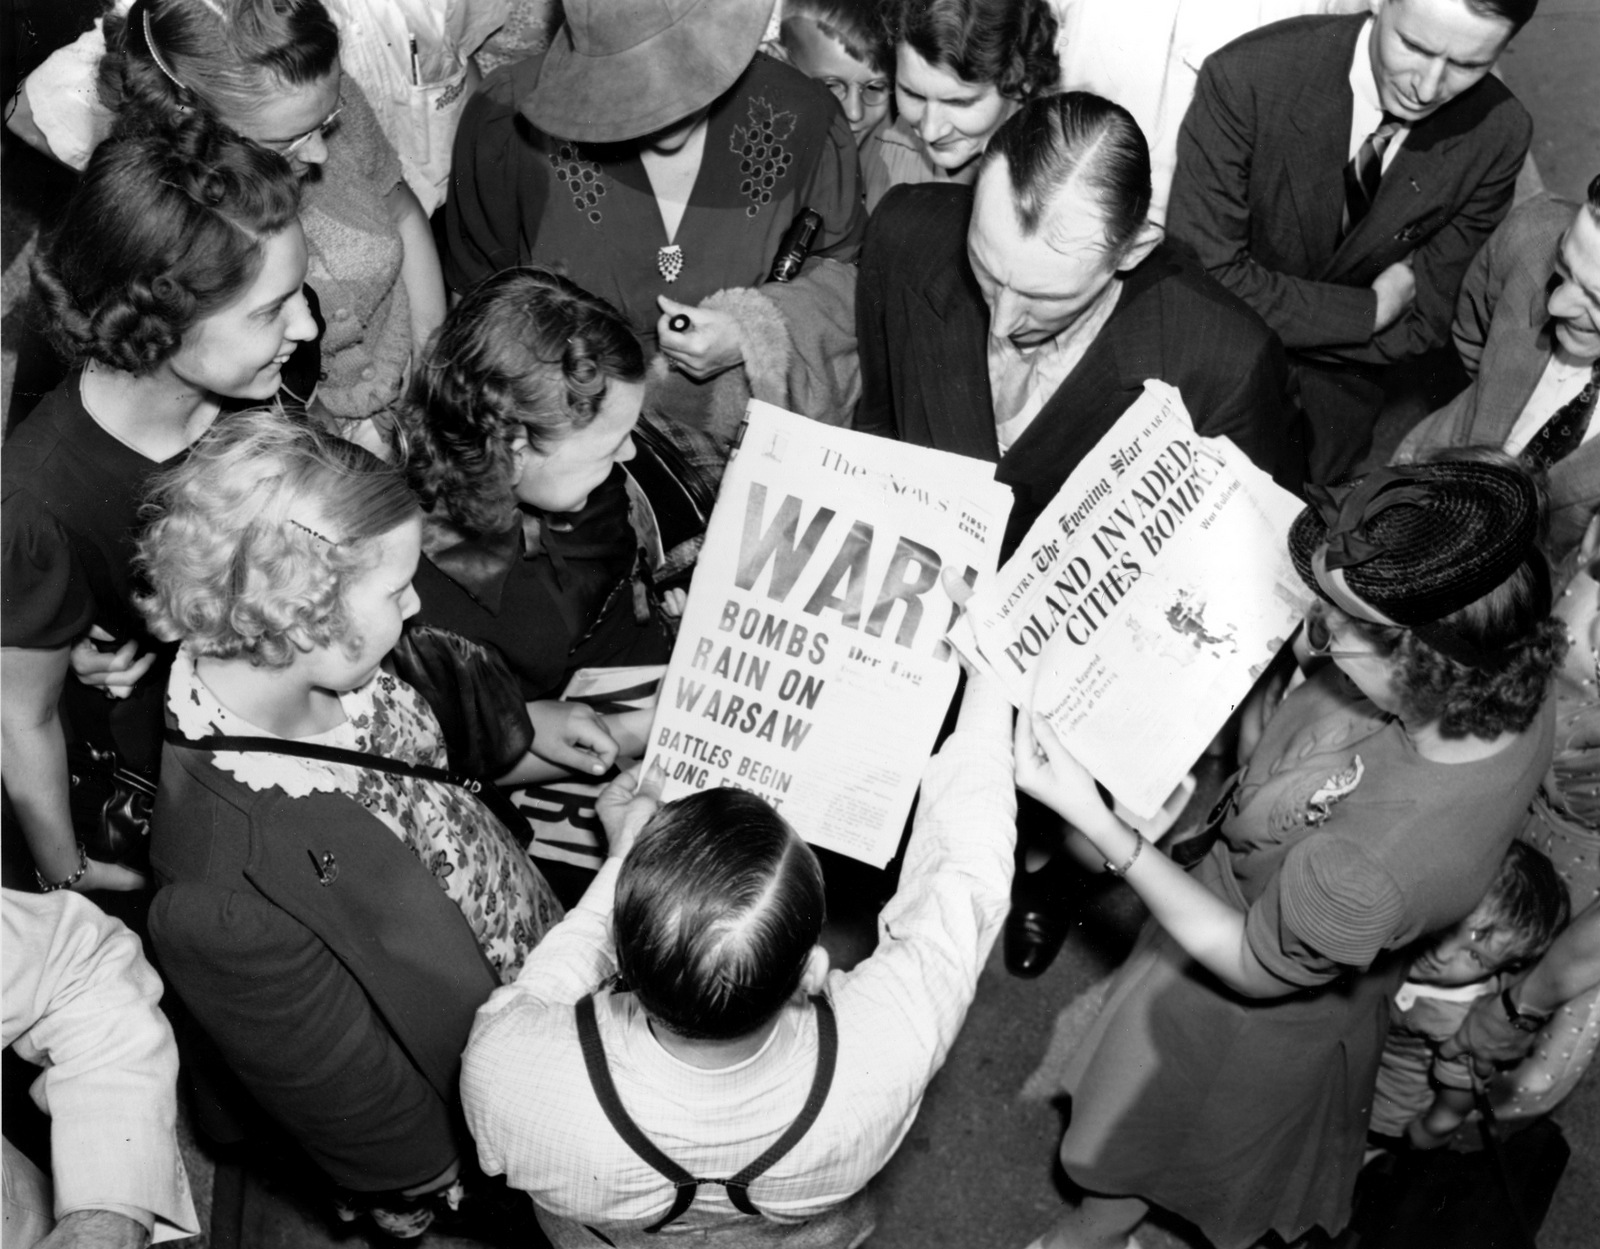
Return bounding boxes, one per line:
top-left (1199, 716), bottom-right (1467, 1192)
top-left (1013, 458), bottom-right (1565, 1249)
top-left (861, 0), bottom-right (1060, 214)
top-left (96, 0), bottom-right (446, 456)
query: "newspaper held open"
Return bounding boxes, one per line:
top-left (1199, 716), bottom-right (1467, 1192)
top-left (644, 401), bottom-right (1013, 867)
top-left (959, 381), bottom-right (1311, 820)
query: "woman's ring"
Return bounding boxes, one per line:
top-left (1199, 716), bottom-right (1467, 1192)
top-left (668, 313), bottom-right (692, 333)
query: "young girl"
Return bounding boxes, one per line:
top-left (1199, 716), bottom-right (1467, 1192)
top-left (1, 121), bottom-right (313, 897)
top-left (864, 0), bottom-right (1060, 211)
top-left (139, 409), bottom-right (560, 1234)
top-left (777, 0), bottom-right (894, 149)
top-left (402, 268), bottom-right (674, 781)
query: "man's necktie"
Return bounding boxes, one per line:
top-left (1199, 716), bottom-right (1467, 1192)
top-left (1340, 114), bottom-right (1404, 240)
top-left (1522, 359), bottom-right (1600, 472)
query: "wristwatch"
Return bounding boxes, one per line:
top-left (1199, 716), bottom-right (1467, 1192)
top-left (1500, 985), bottom-right (1553, 1034)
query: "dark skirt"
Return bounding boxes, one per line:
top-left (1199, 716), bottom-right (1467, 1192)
top-left (1058, 869), bottom-right (1403, 1249)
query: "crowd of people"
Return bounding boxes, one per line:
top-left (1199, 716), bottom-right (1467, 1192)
top-left (1, 1), bottom-right (1595, 1248)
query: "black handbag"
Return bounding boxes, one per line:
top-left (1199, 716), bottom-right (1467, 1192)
top-left (1340, 1093), bottom-right (1569, 1249)
top-left (624, 413), bottom-right (725, 590)
top-left (65, 740), bottom-right (156, 873)
top-left (383, 623), bottom-right (533, 780)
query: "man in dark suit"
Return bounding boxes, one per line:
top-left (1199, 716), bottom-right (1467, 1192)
top-left (1397, 176), bottom-right (1600, 560)
top-left (857, 94), bottom-right (1301, 977)
top-left (857, 93), bottom-right (1303, 560)
top-left (1168, 0), bottom-right (1534, 483)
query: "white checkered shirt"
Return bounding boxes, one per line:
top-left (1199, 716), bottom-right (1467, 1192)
top-left (461, 726), bottom-right (1017, 1237)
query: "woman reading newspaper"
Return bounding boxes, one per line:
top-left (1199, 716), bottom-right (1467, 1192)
top-left (1014, 458), bottom-right (1564, 1249)
top-left (401, 268), bottom-right (675, 784)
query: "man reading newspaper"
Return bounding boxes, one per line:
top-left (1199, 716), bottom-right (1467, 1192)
top-left (460, 670), bottom-right (1016, 1249)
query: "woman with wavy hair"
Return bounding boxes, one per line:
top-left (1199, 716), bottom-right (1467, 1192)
top-left (139, 408), bottom-right (560, 1235)
top-left (1014, 457), bottom-right (1565, 1249)
top-left (94, 0), bottom-right (446, 451)
top-left (1, 120), bottom-right (313, 897)
top-left (403, 268), bottom-right (673, 782)
top-left (862, 0), bottom-right (1061, 211)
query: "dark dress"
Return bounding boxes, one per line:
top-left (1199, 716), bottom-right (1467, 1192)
top-left (1, 373), bottom-right (180, 775)
top-left (1058, 667), bottom-right (1554, 1248)
top-left (443, 51), bottom-right (865, 353)
top-left (412, 468), bottom-right (670, 701)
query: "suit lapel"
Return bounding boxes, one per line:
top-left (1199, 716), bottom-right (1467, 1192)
top-left (1289, 21), bottom-right (1363, 269)
top-left (1006, 340), bottom-right (1126, 471)
top-left (1335, 121), bottom-right (1469, 271)
top-left (911, 265), bottom-right (999, 460)
top-left (1481, 323), bottom-right (1559, 441)
top-left (999, 268), bottom-right (1160, 506)
top-left (1549, 434), bottom-right (1600, 502)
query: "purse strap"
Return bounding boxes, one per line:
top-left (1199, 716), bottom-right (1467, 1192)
top-left (1472, 1080), bottom-right (1539, 1249)
top-left (164, 726), bottom-right (488, 795)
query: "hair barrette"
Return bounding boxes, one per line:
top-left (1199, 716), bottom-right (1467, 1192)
top-left (290, 518), bottom-right (339, 546)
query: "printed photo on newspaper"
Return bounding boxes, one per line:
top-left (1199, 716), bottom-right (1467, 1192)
top-left (960, 381), bottom-right (1312, 820)
top-left (643, 401), bottom-right (1014, 867)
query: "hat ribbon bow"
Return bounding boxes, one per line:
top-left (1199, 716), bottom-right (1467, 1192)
top-left (1304, 467), bottom-right (1433, 571)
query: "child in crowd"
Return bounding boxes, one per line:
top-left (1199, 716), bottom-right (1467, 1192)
top-left (776, 0), bottom-right (894, 149)
top-left (1368, 841), bottom-right (1570, 1151)
top-left (140, 409), bottom-right (560, 1236)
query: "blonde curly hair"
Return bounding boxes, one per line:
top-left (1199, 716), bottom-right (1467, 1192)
top-left (137, 408), bottom-right (418, 668)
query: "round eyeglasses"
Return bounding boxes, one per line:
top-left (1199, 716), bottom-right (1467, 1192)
top-left (821, 78), bottom-right (891, 108)
top-left (266, 106), bottom-right (343, 158)
top-left (1303, 611), bottom-right (1370, 662)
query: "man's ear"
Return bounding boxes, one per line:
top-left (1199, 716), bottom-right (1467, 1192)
top-left (799, 944), bottom-right (831, 994)
top-left (1116, 219), bottom-right (1164, 273)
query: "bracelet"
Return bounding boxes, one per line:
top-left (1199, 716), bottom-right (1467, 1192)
top-left (1104, 834), bottom-right (1145, 877)
top-left (35, 842), bottom-right (89, 893)
top-left (1499, 984), bottom-right (1552, 1034)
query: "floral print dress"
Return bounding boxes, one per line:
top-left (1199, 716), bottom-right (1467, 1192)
top-left (168, 648), bottom-right (560, 981)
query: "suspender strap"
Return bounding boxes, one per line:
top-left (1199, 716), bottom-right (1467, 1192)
top-left (573, 993), bottom-right (840, 1233)
top-left (576, 995), bottom-right (701, 1233)
top-left (722, 994), bottom-right (837, 1212)
top-left (165, 727), bottom-right (488, 792)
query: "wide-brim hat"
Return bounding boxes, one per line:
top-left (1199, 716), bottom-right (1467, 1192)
top-left (1287, 462), bottom-right (1547, 665)
top-left (525, 0), bottom-right (774, 144)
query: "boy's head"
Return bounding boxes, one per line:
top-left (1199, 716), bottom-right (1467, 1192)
top-left (779, 0), bottom-right (893, 146)
top-left (1410, 842), bottom-right (1570, 987)
top-left (613, 788), bottom-right (828, 1041)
